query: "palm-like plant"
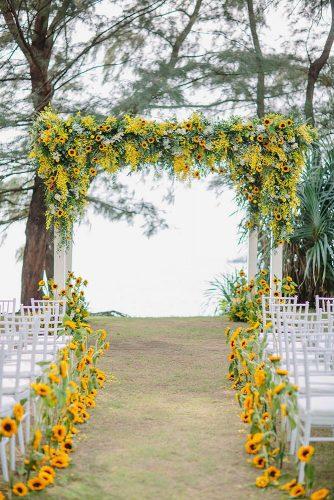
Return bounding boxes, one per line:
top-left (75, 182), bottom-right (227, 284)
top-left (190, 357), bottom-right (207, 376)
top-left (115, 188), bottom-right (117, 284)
top-left (284, 144), bottom-right (334, 300)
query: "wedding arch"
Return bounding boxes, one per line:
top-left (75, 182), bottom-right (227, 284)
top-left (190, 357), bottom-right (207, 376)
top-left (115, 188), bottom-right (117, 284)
top-left (31, 107), bottom-right (316, 289)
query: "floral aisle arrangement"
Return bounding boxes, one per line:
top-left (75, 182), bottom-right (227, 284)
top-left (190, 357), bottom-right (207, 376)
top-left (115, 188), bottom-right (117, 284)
top-left (0, 274), bottom-right (110, 498)
top-left (208, 269), bottom-right (297, 323)
top-left (225, 323), bottom-right (329, 499)
top-left (31, 107), bottom-right (316, 245)
top-left (228, 269), bottom-right (297, 322)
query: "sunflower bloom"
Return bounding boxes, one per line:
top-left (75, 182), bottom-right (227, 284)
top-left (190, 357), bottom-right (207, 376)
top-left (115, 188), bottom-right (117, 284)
top-left (290, 484), bottom-right (306, 498)
top-left (52, 424), bottom-right (66, 442)
top-left (13, 403), bottom-right (25, 422)
top-left (297, 445), bottom-right (315, 462)
top-left (310, 488), bottom-right (330, 500)
top-left (255, 475), bottom-right (269, 488)
top-left (27, 476), bottom-right (47, 491)
top-left (12, 482), bottom-right (28, 497)
top-left (0, 417), bottom-right (17, 437)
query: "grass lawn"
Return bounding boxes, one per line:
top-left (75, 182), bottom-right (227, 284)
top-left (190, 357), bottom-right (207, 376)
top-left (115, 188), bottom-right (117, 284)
top-left (39, 317), bottom-right (333, 499)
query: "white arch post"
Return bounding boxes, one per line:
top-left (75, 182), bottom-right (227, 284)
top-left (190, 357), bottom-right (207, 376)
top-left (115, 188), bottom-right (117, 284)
top-left (270, 242), bottom-right (283, 290)
top-left (247, 229), bottom-right (258, 280)
top-left (54, 230), bottom-right (72, 290)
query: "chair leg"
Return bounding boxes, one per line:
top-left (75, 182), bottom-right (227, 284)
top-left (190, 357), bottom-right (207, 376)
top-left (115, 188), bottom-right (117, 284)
top-left (298, 418), bottom-right (311, 484)
top-left (290, 427), bottom-right (298, 455)
top-left (25, 400), bottom-right (31, 442)
top-left (0, 440), bottom-right (9, 482)
top-left (10, 434), bottom-right (16, 471)
top-left (18, 423), bottom-right (25, 454)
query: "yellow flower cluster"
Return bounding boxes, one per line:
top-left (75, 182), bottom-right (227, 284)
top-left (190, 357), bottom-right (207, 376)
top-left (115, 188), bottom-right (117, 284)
top-left (0, 275), bottom-right (111, 498)
top-left (31, 107), bottom-right (316, 244)
top-left (225, 323), bottom-right (329, 498)
top-left (225, 269), bottom-right (297, 323)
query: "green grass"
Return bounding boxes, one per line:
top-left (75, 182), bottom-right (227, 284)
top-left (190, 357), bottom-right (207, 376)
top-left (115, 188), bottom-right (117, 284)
top-left (34, 317), bottom-right (333, 499)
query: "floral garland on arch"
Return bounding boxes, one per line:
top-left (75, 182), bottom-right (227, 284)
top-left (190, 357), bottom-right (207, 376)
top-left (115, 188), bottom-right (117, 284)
top-left (30, 107), bottom-right (317, 245)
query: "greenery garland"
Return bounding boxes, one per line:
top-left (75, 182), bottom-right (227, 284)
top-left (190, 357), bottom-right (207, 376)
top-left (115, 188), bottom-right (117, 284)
top-left (31, 107), bottom-right (316, 244)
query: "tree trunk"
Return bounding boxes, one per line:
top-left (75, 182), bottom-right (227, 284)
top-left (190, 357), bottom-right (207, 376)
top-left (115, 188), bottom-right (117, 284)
top-left (246, 0), bottom-right (265, 118)
top-left (21, 176), bottom-right (48, 304)
top-left (304, 0), bottom-right (334, 125)
top-left (21, 65), bottom-right (52, 304)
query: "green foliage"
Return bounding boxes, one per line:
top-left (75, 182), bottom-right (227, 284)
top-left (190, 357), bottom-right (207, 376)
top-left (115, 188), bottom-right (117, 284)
top-left (285, 143), bottom-right (334, 300)
top-left (206, 269), bottom-right (297, 323)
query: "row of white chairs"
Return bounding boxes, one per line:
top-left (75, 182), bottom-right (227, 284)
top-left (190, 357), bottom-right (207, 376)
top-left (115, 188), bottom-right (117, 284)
top-left (262, 295), bottom-right (334, 482)
top-left (0, 298), bottom-right (67, 481)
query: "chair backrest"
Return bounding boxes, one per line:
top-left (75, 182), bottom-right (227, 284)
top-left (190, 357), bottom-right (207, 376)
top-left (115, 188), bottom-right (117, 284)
top-left (0, 315), bottom-right (42, 399)
top-left (0, 299), bottom-right (16, 317)
top-left (302, 333), bottom-right (334, 410)
top-left (262, 295), bottom-right (298, 328)
top-left (30, 299), bottom-right (66, 319)
top-left (315, 295), bottom-right (334, 314)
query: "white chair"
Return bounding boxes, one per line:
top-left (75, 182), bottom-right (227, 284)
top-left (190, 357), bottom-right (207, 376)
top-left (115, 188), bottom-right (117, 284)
top-left (0, 299), bottom-right (16, 318)
top-left (315, 295), bottom-right (334, 315)
top-left (297, 334), bottom-right (334, 482)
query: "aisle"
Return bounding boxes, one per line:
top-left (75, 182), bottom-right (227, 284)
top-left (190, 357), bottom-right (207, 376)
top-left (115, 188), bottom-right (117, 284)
top-left (44, 317), bottom-right (281, 499)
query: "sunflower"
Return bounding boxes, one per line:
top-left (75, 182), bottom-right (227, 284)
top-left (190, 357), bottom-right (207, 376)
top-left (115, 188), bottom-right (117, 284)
top-left (51, 282), bottom-right (58, 290)
top-left (257, 134), bottom-right (264, 142)
top-left (38, 472), bottom-right (54, 485)
top-left (38, 279), bottom-right (45, 287)
top-left (228, 353), bottom-right (235, 362)
top-left (32, 382), bottom-right (52, 397)
top-left (141, 141), bottom-right (148, 149)
top-left (263, 117), bottom-right (272, 126)
top-left (273, 382), bottom-right (286, 394)
top-left (33, 429), bottom-right (42, 450)
top-left (52, 424), bottom-right (66, 442)
top-left (40, 465), bottom-right (56, 480)
top-left (56, 209), bottom-right (64, 218)
top-left (240, 411), bottom-right (252, 424)
top-left (265, 465), bottom-right (281, 481)
top-left (0, 417), bottom-right (17, 437)
top-left (310, 488), bottom-right (330, 500)
top-left (95, 134), bottom-right (102, 142)
top-left (276, 368), bottom-right (288, 376)
top-left (148, 137), bottom-right (155, 143)
top-left (253, 455), bottom-right (266, 469)
top-left (13, 403), bottom-right (25, 422)
top-left (85, 145), bottom-right (93, 152)
top-left (12, 482), bottom-right (28, 496)
top-left (255, 475), bottom-right (269, 488)
top-left (282, 165), bottom-right (290, 173)
top-left (50, 453), bottom-right (70, 469)
top-left (278, 121), bottom-right (286, 129)
top-left (297, 445), bottom-right (315, 462)
top-left (269, 354), bottom-right (280, 362)
top-left (280, 479), bottom-right (297, 491)
top-left (62, 439), bottom-right (74, 453)
top-left (60, 360), bottom-right (68, 378)
top-left (193, 170), bottom-right (200, 179)
top-left (286, 118), bottom-right (293, 126)
top-left (273, 290), bottom-right (280, 297)
top-left (89, 167), bottom-right (97, 176)
top-left (27, 476), bottom-right (47, 491)
top-left (67, 148), bottom-right (77, 157)
top-left (290, 484), bottom-right (306, 498)
top-left (245, 440), bottom-right (261, 455)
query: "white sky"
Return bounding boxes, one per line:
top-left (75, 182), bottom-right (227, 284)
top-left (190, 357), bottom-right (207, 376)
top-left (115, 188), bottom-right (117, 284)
top-left (0, 3), bottom-right (330, 316)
